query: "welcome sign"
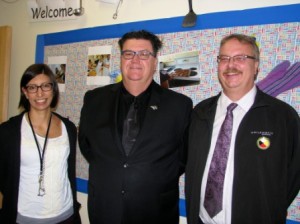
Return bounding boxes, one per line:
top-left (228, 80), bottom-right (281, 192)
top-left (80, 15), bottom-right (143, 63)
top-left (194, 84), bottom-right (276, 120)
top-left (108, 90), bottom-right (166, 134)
top-left (27, 0), bottom-right (80, 22)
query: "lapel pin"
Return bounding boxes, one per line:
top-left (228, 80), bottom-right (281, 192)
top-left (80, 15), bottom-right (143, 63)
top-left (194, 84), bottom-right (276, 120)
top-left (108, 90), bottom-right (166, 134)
top-left (256, 136), bottom-right (270, 150)
top-left (150, 105), bottom-right (158, 110)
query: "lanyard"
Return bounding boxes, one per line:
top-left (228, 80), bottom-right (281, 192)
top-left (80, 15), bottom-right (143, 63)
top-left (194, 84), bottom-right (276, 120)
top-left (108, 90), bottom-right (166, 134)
top-left (27, 112), bottom-right (52, 196)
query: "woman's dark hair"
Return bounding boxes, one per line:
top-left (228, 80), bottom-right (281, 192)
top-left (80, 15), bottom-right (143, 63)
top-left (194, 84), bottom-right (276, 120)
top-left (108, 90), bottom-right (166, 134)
top-left (18, 63), bottom-right (59, 111)
top-left (118, 30), bottom-right (163, 57)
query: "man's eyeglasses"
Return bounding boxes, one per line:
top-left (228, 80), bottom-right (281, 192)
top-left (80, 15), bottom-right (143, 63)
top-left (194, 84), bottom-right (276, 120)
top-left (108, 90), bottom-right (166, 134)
top-left (121, 50), bottom-right (155, 60)
top-left (25, 83), bottom-right (53, 93)
top-left (217, 55), bottom-right (257, 64)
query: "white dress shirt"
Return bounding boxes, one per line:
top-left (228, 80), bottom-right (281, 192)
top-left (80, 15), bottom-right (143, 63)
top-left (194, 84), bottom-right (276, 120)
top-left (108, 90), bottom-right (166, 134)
top-left (200, 86), bottom-right (257, 224)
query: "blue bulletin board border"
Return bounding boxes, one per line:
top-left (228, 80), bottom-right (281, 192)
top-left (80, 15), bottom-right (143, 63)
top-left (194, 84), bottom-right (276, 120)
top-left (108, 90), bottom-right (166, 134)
top-left (36, 3), bottom-right (300, 63)
top-left (37, 4), bottom-right (300, 222)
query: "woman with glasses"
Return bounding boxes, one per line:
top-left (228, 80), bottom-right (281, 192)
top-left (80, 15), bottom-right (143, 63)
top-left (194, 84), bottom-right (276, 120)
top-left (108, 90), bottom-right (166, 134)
top-left (0, 64), bottom-right (81, 223)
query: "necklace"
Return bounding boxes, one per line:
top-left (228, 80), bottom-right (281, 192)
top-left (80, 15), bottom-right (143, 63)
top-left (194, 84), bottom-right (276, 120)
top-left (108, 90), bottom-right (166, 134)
top-left (27, 112), bottom-right (52, 197)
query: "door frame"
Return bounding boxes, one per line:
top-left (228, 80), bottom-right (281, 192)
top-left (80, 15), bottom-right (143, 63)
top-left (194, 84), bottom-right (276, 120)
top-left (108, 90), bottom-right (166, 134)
top-left (0, 26), bottom-right (12, 124)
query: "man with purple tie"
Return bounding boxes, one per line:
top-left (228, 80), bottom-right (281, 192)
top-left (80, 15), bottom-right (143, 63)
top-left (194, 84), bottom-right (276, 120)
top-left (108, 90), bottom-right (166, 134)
top-left (185, 33), bottom-right (300, 224)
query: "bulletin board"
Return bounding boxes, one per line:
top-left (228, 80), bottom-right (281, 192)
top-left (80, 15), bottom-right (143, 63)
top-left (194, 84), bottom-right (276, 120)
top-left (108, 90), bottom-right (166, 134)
top-left (36, 4), bottom-right (300, 222)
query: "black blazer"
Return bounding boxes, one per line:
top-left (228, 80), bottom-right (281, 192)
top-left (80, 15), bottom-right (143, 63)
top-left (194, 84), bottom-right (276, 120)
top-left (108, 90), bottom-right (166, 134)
top-left (79, 81), bottom-right (193, 224)
top-left (185, 88), bottom-right (300, 224)
top-left (0, 112), bottom-right (81, 223)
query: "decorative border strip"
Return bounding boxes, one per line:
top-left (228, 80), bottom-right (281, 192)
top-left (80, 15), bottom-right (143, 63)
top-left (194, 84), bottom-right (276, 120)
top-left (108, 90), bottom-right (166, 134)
top-left (36, 4), bottom-right (300, 63)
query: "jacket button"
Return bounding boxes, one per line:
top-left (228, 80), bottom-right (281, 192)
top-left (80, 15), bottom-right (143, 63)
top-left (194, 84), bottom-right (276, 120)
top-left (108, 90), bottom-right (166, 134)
top-left (123, 163), bottom-right (129, 168)
top-left (121, 190), bottom-right (125, 195)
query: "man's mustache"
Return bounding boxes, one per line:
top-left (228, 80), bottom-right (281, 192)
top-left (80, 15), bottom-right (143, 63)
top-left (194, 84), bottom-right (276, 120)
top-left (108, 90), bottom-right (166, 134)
top-left (223, 69), bottom-right (242, 74)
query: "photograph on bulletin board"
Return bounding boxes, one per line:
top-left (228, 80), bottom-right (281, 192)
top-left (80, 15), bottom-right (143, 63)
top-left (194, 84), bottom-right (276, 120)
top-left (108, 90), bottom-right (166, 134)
top-left (87, 54), bottom-right (111, 77)
top-left (48, 56), bottom-right (68, 92)
top-left (159, 51), bottom-right (200, 89)
top-left (49, 63), bottom-right (66, 84)
top-left (87, 46), bottom-right (112, 86)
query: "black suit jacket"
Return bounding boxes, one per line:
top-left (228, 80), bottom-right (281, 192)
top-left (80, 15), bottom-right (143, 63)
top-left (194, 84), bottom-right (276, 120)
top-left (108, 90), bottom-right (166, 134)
top-left (185, 88), bottom-right (300, 224)
top-left (79, 81), bottom-right (193, 224)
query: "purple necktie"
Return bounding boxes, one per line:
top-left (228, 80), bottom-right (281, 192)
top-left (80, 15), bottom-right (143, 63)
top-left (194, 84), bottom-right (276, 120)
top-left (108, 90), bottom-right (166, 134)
top-left (204, 103), bottom-right (237, 218)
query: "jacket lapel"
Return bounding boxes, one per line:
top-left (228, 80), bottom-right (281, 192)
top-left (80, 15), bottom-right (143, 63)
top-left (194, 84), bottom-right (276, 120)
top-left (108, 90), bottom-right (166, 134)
top-left (193, 95), bottom-right (219, 167)
top-left (109, 83), bottom-right (125, 156)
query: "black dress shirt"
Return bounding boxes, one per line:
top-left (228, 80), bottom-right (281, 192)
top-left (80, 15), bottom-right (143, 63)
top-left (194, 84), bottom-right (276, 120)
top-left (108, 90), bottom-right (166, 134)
top-left (117, 81), bottom-right (152, 141)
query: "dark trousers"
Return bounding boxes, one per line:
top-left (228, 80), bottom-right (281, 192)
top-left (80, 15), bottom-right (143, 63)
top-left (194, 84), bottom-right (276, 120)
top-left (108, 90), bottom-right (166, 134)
top-left (58, 213), bottom-right (81, 224)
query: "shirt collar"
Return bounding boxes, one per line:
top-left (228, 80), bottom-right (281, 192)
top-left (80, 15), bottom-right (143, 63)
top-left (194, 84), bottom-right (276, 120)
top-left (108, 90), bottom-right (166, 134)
top-left (121, 81), bottom-right (153, 105)
top-left (219, 86), bottom-right (257, 113)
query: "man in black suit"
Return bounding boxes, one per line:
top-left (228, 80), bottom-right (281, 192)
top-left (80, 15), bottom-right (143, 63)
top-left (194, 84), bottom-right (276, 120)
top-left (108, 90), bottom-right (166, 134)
top-left (79, 30), bottom-right (193, 224)
top-left (185, 33), bottom-right (300, 224)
